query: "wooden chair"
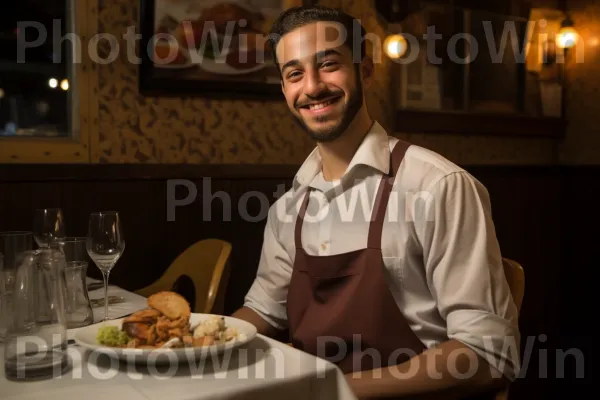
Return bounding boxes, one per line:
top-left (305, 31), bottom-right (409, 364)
top-left (502, 258), bottom-right (525, 314)
top-left (494, 257), bottom-right (525, 400)
top-left (135, 239), bottom-right (232, 314)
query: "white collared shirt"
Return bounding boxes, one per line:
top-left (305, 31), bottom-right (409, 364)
top-left (243, 121), bottom-right (521, 381)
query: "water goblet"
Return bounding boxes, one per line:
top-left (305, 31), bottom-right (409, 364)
top-left (85, 212), bottom-right (125, 322)
top-left (34, 209), bottom-right (65, 248)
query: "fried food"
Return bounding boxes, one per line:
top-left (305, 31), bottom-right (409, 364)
top-left (123, 308), bottom-right (161, 324)
top-left (95, 291), bottom-right (193, 349)
top-left (148, 291), bottom-right (191, 320)
top-left (122, 321), bottom-right (151, 341)
top-left (97, 291), bottom-right (244, 350)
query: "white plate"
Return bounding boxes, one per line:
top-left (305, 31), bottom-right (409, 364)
top-left (73, 313), bottom-right (257, 364)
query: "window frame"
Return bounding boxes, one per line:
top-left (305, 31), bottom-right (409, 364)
top-left (0, 0), bottom-right (98, 163)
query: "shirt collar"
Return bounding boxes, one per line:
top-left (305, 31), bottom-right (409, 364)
top-left (293, 121), bottom-right (390, 190)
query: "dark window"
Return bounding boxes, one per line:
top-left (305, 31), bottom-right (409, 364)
top-left (0, 0), bottom-right (75, 138)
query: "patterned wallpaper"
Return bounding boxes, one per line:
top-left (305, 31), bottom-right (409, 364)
top-left (96, 0), bottom-right (393, 164)
top-left (96, 0), bottom-right (560, 165)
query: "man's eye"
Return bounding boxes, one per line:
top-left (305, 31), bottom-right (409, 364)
top-left (321, 61), bottom-right (337, 68)
top-left (288, 71), bottom-right (301, 79)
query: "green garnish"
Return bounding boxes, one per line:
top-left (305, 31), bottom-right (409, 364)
top-left (97, 326), bottom-right (131, 347)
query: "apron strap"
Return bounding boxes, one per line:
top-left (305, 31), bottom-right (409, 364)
top-left (367, 139), bottom-right (412, 249)
top-left (295, 139), bottom-right (412, 250)
top-left (294, 190), bottom-right (311, 249)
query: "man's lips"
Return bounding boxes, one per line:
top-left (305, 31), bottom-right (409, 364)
top-left (297, 95), bottom-right (343, 115)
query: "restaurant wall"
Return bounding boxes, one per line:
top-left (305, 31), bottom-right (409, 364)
top-left (94, 0), bottom-right (563, 166)
top-left (558, 0), bottom-right (600, 164)
top-left (392, 0), bottom-right (600, 166)
top-left (393, 134), bottom-right (558, 165)
top-left (95, 0), bottom-right (394, 164)
top-left (398, 0), bottom-right (600, 167)
top-left (391, 0), bottom-right (562, 166)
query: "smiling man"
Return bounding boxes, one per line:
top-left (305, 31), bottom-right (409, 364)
top-left (232, 5), bottom-right (520, 399)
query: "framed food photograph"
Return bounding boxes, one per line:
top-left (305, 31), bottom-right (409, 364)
top-left (139, 0), bottom-right (315, 99)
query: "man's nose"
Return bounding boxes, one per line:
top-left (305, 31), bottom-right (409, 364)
top-left (303, 69), bottom-right (326, 98)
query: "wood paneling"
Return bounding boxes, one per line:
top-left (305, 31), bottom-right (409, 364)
top-left (396, 110), bottom-right (566, 138)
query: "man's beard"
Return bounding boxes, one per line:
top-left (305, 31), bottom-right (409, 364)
top-left (292, 72), bottom-right (363, 143)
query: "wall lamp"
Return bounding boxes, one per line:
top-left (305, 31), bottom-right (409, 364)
top-left (556, 16), bottom-right (578, 49)
top-left (384, 34), bottom-right (408, 59)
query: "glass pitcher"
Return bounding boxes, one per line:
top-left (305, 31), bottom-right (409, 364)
top-left (3, 249), bottom-right (71, 381)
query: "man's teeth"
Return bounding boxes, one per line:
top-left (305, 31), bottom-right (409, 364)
top-left (308, 98), bottom-right (336, 111)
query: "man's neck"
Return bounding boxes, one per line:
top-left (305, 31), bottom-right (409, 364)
top-left (318, 112), bottom-right (374, 182)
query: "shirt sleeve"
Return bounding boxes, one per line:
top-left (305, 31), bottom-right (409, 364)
top-left (243, 201), bottom-right (293, 331)
top-left (417, 171), bottom-right (521, 381)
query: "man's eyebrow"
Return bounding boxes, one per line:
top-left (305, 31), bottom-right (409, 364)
top-left (315, 48), bottom-right (343, 60)
top-left (281, 59), bottom-right (301, 73)
top-left (280, 48), bottom-right (344, 73)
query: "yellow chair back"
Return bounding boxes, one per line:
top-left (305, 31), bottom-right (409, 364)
top-left (495, 258), bottom-right (525, 400)
top-left (135, 239), bottom-right (232, 314)
top-left (502, 258), bottom-right (525, 313)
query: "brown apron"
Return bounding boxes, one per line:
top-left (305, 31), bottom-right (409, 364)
top-left (286, 139), bottom-right (427, 374)
top-left (286, 140), bottom-right (502, 400)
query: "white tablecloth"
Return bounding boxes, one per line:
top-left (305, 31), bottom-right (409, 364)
top-left (85, 278), bottom-right (148, 324)
top-left (0, 283), bottom-right (357, 400)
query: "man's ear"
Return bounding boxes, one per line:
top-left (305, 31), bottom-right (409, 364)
top-left (360, 56), bottom-right (375, 88)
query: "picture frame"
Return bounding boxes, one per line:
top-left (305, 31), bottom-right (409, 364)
top-left (139, 0), bottom-right (315, 100)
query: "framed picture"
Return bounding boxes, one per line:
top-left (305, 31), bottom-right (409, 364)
top-left (139, 0), bottom-right (314, 99)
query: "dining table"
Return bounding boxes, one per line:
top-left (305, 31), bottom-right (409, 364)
top-left (0, 279), bottom-right (358, 400)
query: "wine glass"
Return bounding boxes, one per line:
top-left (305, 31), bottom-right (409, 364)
top-left (34, 208), bottom-right (66, 248)
top-left (85, 212), bottom-right (125, 321)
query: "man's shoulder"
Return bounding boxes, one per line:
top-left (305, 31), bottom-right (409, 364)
top-left (404, 143), bottom-right (465, 175)
top-left (391, 138), bottom-right (467, 190)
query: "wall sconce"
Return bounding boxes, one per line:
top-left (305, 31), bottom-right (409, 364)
top-left (384, 34), bottom-right (408, 59)
top-left (382, 0), bottom-right (408, 60)
top-left (556, 17), bottom-right (578, 49)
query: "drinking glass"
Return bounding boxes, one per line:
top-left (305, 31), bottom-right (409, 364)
top-left (1, 232), bottom-right (33, 262)
top-left (86, 212), bottom-right (125, 321)
top-left (51, 237), bottom-right (89, 263)
top-left (0, 232), bottom-right (34, 341)
top-left (33, 209), bottom-right (66, 248)
top-left (63, 261), bottom-right (93, 328)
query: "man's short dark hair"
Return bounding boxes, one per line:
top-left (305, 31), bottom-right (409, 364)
top-left (268, 5), bottom-right (367, 69)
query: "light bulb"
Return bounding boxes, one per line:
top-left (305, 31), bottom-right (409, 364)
top-left (557, 26), bottom-right (578, 49)
top-left (60, 79), bottom-right (69, 91)
top-left (49, 78), bottom-right (58, 88)
top-left (384, 34), bottom-right (408, 59)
